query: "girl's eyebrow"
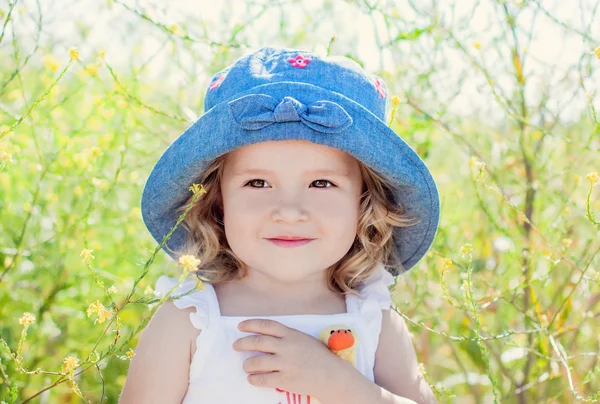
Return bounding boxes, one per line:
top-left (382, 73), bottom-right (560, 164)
top-left (232, 168), bottom-right (350, 178)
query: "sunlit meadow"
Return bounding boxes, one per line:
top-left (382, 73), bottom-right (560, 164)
top-left (1, 0), bottom-right (599, 403)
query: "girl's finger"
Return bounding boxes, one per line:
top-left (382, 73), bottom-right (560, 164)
top-left (242, 352), bottom-right (279, 373)
top-left (237, 318), bottom-right (288, 337)
top-left (247, 370), bottom-right (283, 389)
top-left (233, 333), bottom-right (281, 353)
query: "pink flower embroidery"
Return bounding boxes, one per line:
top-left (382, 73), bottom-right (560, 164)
top-left (373, 77), bottom-right (385, 98)
top-left (210, 73), bottom-right (226, 90)
top-left (289, 54), bottom-right (311, 69)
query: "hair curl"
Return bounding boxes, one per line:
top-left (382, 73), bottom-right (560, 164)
top-left (168, 152), bottom-right (420, 296)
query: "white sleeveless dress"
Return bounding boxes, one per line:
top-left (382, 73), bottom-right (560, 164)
top-left (153, 263), bottom-right (395, 404)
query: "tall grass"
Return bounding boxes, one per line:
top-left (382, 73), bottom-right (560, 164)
top-left (0, 0), bottom-right (599, 402)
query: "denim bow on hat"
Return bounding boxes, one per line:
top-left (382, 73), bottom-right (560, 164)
top-left (228, 94), bottom-right (353, 134)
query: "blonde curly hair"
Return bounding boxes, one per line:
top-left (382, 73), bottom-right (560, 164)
top-left (168, 152), bottom-right (420, 296)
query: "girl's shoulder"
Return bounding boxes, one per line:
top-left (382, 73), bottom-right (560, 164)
top-left (147, 297), bottom-right (202, 347)
top-left (154, 275), bottom-right (217, 356)
top-left (153, 274), bottom-right (216, 330)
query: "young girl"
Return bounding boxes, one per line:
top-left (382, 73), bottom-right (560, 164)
top-left (119, 46), bottom-right (440, 404)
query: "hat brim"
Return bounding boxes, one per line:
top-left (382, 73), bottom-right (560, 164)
top-left (140, 81), bottom-right (440, 272)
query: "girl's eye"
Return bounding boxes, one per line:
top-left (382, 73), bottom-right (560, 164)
top-left (312, 179), bottom-right (334, 188)
top-left (244, 179), bottom-right (335, 188)
top-left (245, 179), bottom-right (268, 188)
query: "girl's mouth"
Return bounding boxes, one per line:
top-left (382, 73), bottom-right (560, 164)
top-left (266, 239), bottom-right (314, 248)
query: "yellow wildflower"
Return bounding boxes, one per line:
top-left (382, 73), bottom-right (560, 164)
top-left (90, 146), bottom-right (103, 158)
top-left (126, 349), bottom-right (135, 359)
top-left (62, 356), bottom-right (79, 373)
top-left (73, 152), bottom-right (89, 170)
top-left (179, 254), bottom-right (201, 272)
top-left (86, 300), bottom-right (102, 317)
top-left (73, 147), bottom-right (102, 170)
top-left (593, 47), bottom-right (600, 59)
top-left (391, 96), bottom-right (401, 107)
top-left (69, 47), bottom-right (81, 62)
top-left (1, 150), bottom-right (11, 163)
top-left (80, 248), bottom-right (95, 262)
top-left (473, 40), bottom-right (481, 50)
top-left (460, 243), bottom-right (473, 255)
top-left (98, 308), bottom-right (112, 323)
top-left (43, 54), bottom-right (61, 73)
top-left (586, 171), bottom-right (599, 185)
top-left (93, 95), bottom-right (104, 107)
top-left (19, 312), bottom-right (36, 327)
top-left (84, 63), bottom-right (98, 75)
top-left (443, 257), bottom-right (453, 269)
top-left (86, 300), bottom-right (112, 324)
top-left (129, 207), bottom-right (142, 219)
top-left (168, 24), bottom-right (184, 36)
top-left (189, 183), bottom-right (206, 197)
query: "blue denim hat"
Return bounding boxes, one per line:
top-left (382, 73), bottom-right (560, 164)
top-left (141, 46), bottom-right (440, 272)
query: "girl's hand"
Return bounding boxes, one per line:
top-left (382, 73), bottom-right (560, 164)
top-left (232, 318), bottom-right (352, 398)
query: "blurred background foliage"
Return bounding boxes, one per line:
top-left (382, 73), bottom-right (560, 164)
top-left (0, 0), bottom-right (599, 402)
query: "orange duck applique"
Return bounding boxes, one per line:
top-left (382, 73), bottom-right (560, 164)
top-left (318, 324), bottom-right (358, 367)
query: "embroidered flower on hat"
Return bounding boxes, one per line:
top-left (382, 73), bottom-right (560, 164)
top-left (289, 54), bottom-right (311, 68)
top-left (373, 76), bottom-right (386, 98)
top-left (209, 72), bottom-right (227, 90)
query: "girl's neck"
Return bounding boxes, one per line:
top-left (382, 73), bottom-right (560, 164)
top-left (213, 272), bottom-right (347, 317)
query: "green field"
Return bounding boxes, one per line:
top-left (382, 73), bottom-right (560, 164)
top-left (1, 0), bottom-right (599, 402)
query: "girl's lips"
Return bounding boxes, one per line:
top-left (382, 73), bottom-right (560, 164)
top-left (267, 239), bottom-right (314, 248)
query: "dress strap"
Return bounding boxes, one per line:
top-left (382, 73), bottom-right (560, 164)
top-left (345, 263), bottom-right (396, 363)
top-left (154, 275), bottom-right (221, 330)
top-left (345, 262), bottom-right (396, 314)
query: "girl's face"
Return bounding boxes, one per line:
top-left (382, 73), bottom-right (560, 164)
top-left (221, 140), bottom-right (363, 284)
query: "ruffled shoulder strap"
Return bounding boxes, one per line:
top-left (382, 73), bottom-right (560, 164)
top-left (346, 263), bottom-right (396, 362)
top-left (153, 275), bottom-right (220, 330)
top-left (346, 262), bottom-right (396, 313)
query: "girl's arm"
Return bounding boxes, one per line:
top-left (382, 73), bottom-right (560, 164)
top-left (118, 302), bottom-right (200, 404)
top-left (372, 308), bottom-right (438, 404)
